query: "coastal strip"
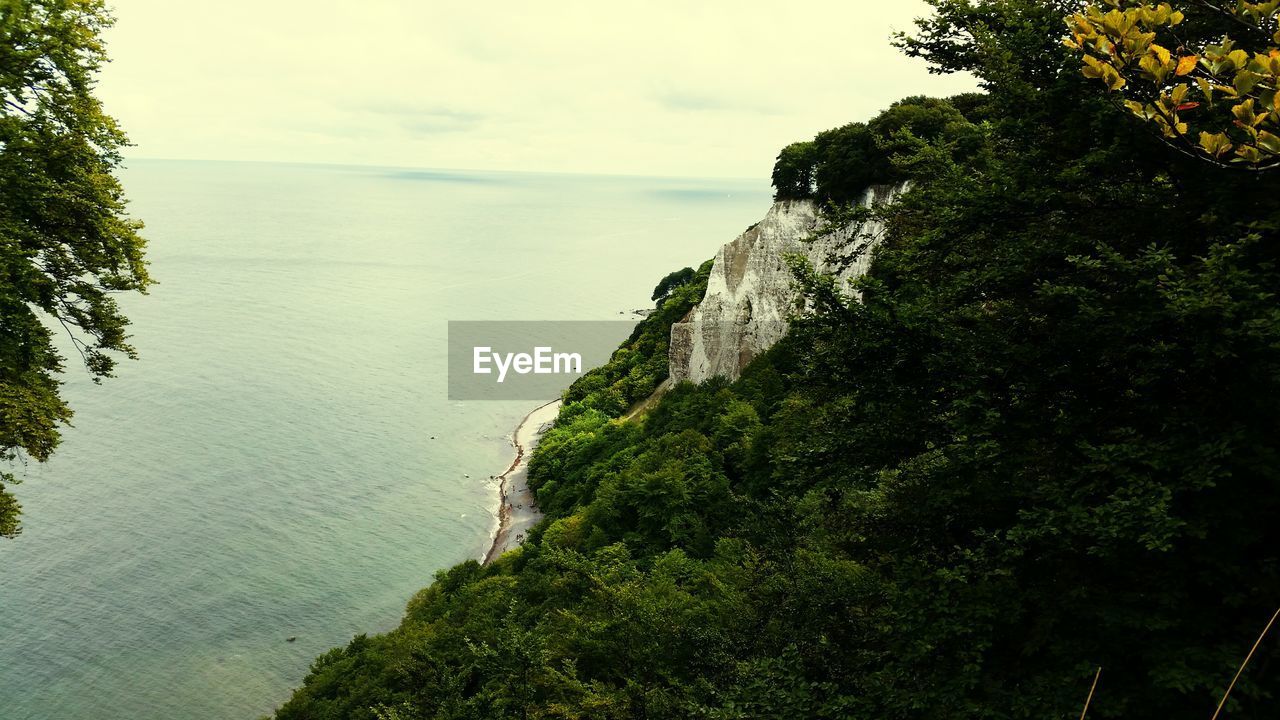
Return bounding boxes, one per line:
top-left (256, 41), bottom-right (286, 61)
top-left (483, 399), bottom-right (562, 564)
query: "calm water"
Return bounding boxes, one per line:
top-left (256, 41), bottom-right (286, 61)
top-left (0, 160), bottom-right (771, 720)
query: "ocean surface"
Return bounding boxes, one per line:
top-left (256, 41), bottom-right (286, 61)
top-left (0, 160), bottom-right (771, 720)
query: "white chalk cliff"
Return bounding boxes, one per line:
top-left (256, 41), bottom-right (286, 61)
top-left (669, 183), bottom-right (905, 384)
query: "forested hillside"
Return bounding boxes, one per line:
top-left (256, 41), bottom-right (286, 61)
top-left (273, 2), bottom-right (1280, 717)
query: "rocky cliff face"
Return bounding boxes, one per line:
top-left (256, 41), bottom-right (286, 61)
top-left (669, 183), bottom-right (904, 384)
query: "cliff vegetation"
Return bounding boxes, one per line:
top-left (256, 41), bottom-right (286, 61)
top-left (274, 2), bottom-right (1280, 717)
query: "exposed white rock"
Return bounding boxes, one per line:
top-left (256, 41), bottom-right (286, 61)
top-left (669, 183), bottom-right (904, 384)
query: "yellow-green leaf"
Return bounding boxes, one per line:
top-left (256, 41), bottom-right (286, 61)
top-left (1257, 130), bottom-right (1280, 154)
top-left (1106, 67), bottom-right (1127, 91)
top-left (1140, 54), bottom-right (1166, 80)
top-left (1235, 70), bottom-right (1262, 95)
top-left (1196, 76), bottom-right (1215, 105)
top-left (1199, 131), bottom-right (1234, 157)
top-left (1233, 99), bottom-right (1259, 126)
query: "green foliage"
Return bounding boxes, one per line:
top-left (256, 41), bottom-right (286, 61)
top-left (650, 266), bottom-right (696, 303)
top-left (560, 258), bottom-right (713, 417)
top-left (770, 94), bottom-right (990, 207)
top-left (0, 0), bottom-right (151, 536)
top-left (770, 141), bottom-right (817, 199)
top-left (0, 471), bottom-right (20, 537)
top-left (810, 121), bottom-right (888, 205)
top-left (278, 1), bottom-right (1280, 717)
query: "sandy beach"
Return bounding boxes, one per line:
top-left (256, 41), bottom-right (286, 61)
top-left (483, 399), bottom-right (561, 563)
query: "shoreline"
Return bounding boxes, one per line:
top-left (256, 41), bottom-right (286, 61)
top-left (483, 399), bottom-right (561, 564)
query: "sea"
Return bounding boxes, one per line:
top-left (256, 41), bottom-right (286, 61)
top-left (0, 159), bottom-right (771, 720)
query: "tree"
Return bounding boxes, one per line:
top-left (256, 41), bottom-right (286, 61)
top-left (772, 97), bottom-right (985, 211)
top-left (0, 0), bottom-right (151, 537)
top-left (810, 123), bottom-right (882, 205)
top-left (770, 141), bottom-right (817, 200)
top-left (651, 266), bottom-right (696, 302)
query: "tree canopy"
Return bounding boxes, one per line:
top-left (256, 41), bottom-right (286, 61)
top-left (650, 266), bottom-right (697, 303)
top-left (769, 95), bottom-right (985, 206)
top-left (0, 0), bottom-right (151, 537)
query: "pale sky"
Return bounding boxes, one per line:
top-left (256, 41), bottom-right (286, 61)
top-left (98, 1), bottom-right (977, 178)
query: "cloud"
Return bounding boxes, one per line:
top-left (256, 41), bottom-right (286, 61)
top-left (358, 104), bottom-right (485, 135)
top-left (97, 0), bottom-right (978, 178)
top-left (652, 89), bottom-right (783, 116)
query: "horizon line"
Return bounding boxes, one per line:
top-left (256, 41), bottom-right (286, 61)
top-left (119, 155), bottom-right (767, 183)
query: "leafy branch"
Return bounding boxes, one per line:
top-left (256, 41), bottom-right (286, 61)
top-left (1065, 0), bottom-right (1280, 170)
